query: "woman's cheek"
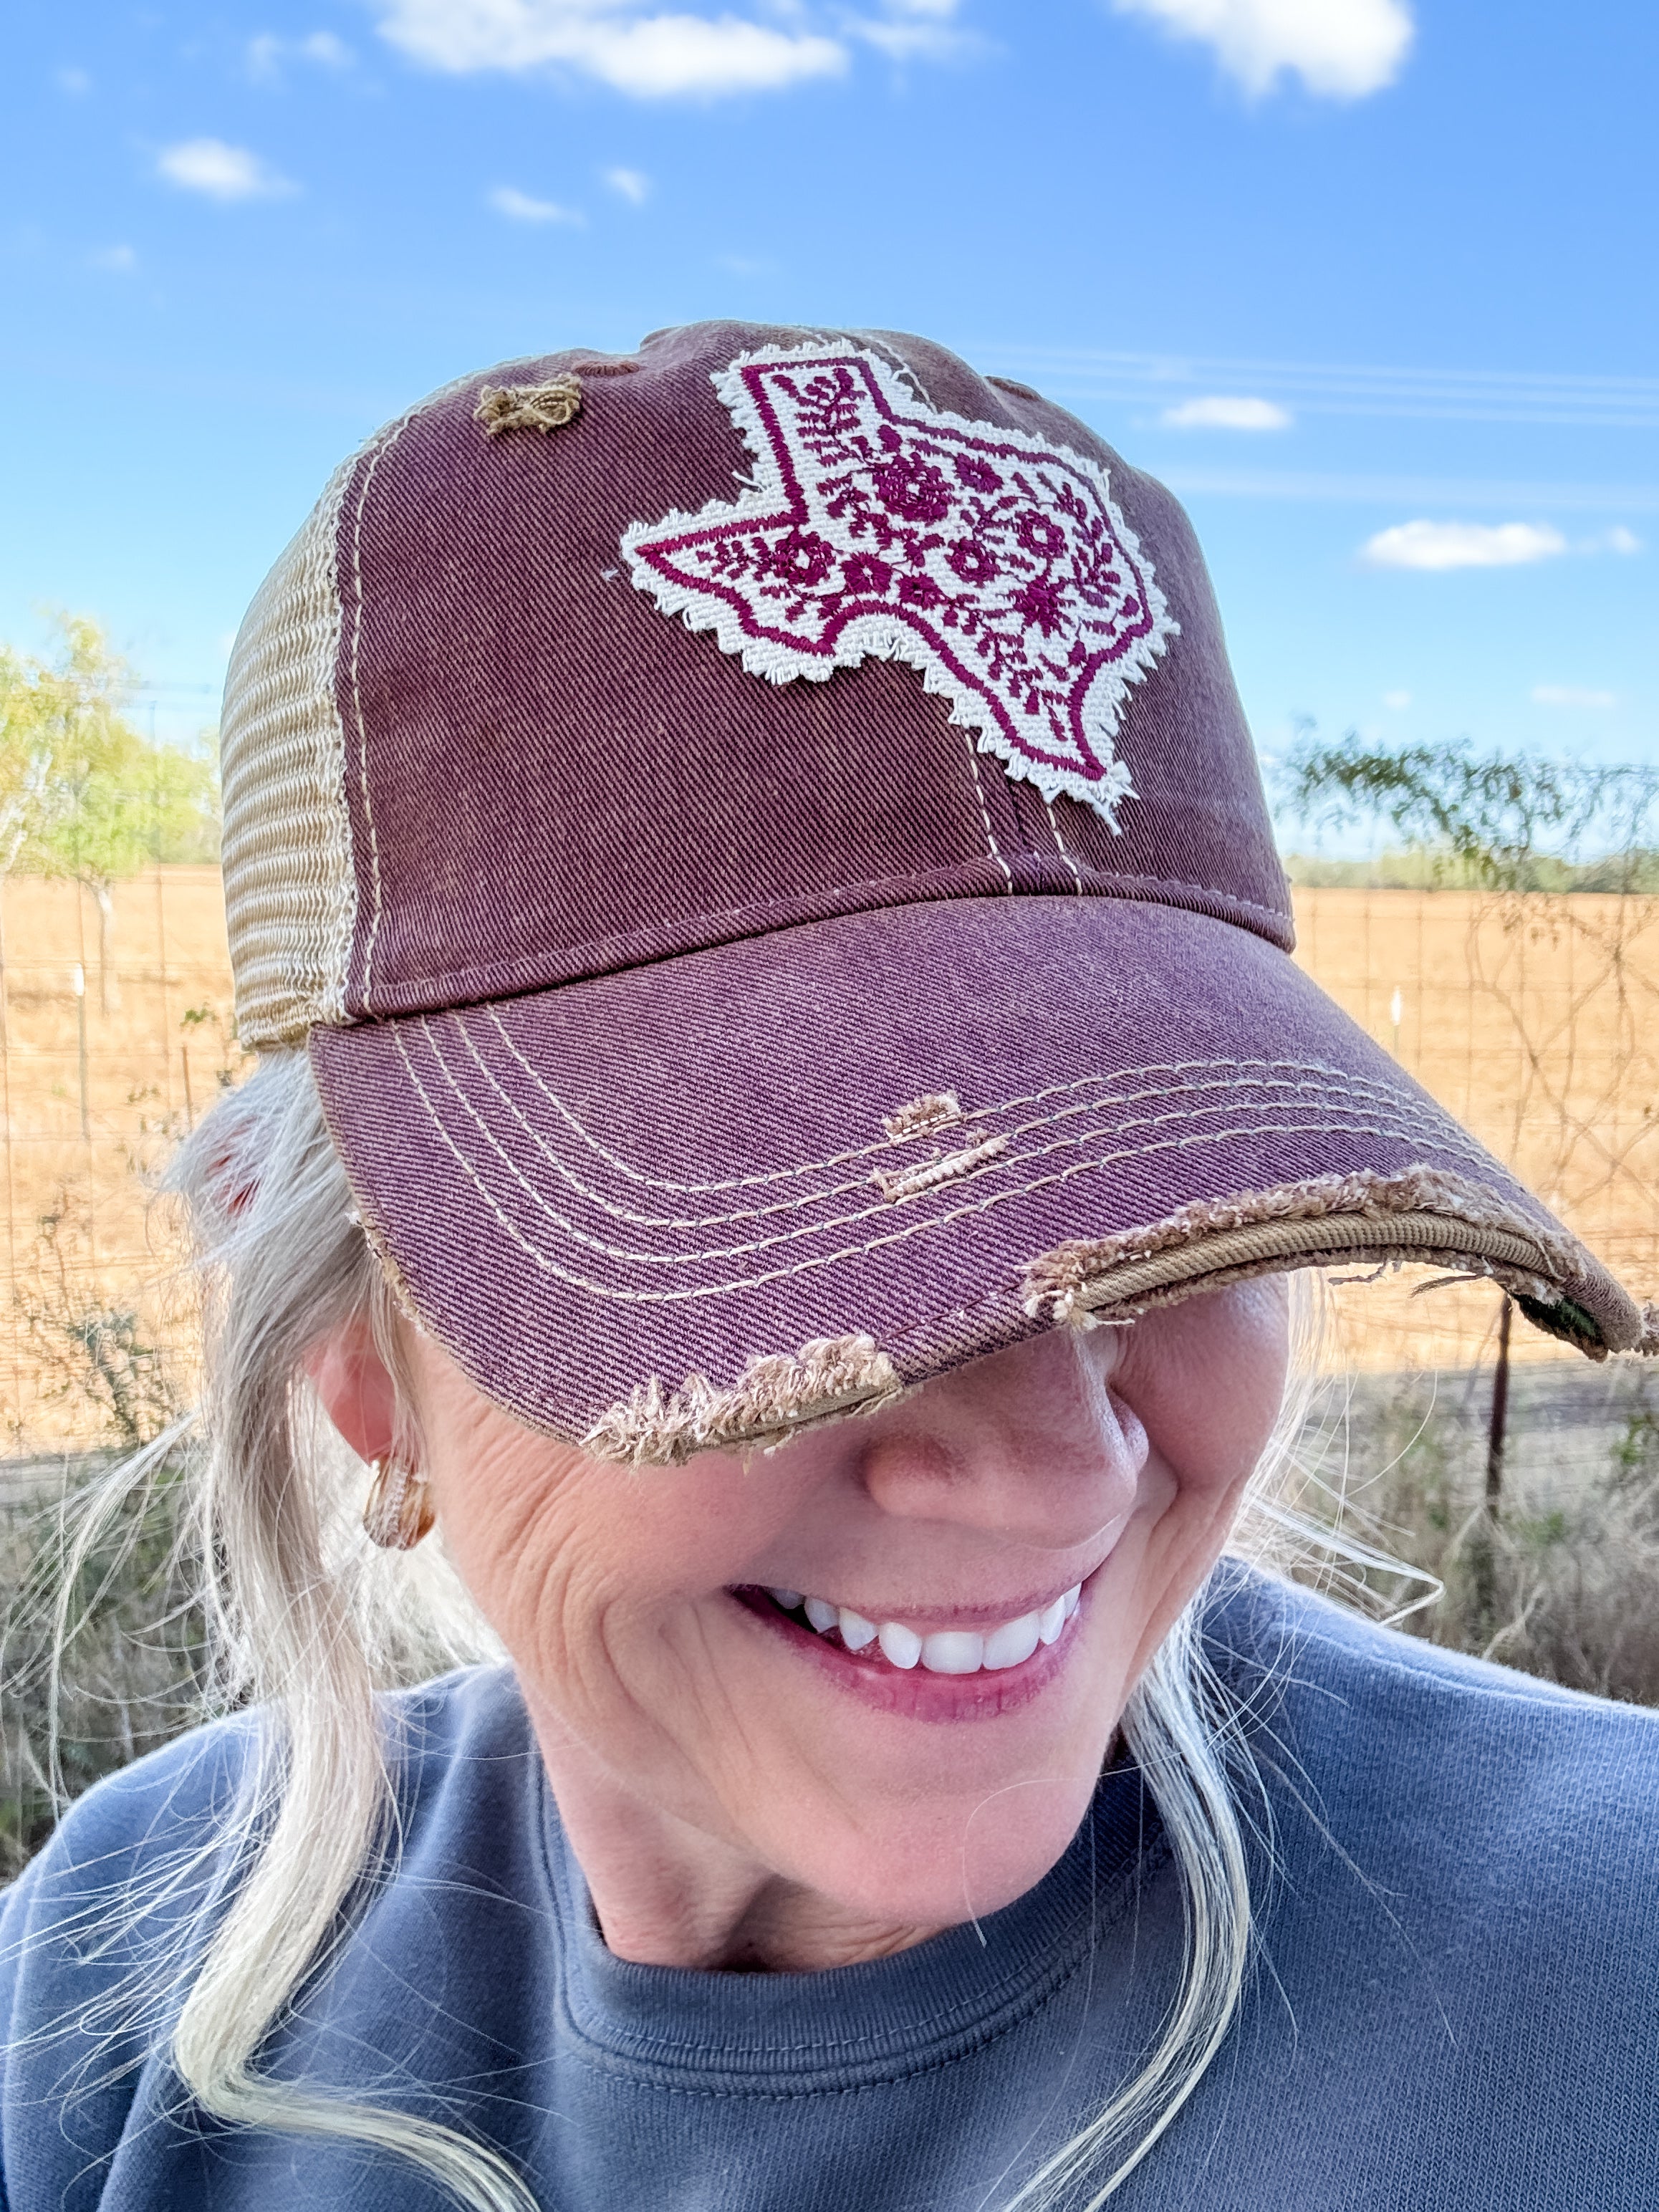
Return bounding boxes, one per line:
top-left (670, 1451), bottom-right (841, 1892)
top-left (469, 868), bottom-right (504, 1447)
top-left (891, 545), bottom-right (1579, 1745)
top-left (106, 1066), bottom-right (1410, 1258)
top-left (1116, 1280), bottom-right (1291, 1499)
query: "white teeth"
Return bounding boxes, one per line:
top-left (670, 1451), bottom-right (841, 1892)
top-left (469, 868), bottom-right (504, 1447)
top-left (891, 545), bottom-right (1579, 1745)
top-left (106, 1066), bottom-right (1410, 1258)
top-left (920, 1629), bottom-right (985, 1674)
top-left (782, 1582), bottom-right (1087, 1672)
top-left (877, 1620), bottom-right (922, 1669)
top-left (982, 1612), bottom-right (1042, 1670)
top-left (837, 1606), bottom-right (878, 1651)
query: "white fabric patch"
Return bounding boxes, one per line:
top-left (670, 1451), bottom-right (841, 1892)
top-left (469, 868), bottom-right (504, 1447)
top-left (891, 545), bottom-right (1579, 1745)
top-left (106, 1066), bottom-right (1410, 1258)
top-left (621, 341), bottom-right (1178, 826)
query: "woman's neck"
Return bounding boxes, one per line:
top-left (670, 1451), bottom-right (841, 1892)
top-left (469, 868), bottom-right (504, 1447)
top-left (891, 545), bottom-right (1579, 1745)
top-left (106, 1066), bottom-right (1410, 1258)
top-left (525, 1688), bottom-right (948, 1973)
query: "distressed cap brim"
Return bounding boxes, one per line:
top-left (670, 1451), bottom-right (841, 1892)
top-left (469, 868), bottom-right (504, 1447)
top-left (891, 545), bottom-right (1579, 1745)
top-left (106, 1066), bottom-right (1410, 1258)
top-left (309, 894), bottom-right (1656, 1466)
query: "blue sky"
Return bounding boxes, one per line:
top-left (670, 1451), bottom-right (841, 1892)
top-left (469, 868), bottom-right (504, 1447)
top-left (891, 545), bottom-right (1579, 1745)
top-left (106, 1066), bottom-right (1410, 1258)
top-left (5, 0), bottom-right (1655, 792)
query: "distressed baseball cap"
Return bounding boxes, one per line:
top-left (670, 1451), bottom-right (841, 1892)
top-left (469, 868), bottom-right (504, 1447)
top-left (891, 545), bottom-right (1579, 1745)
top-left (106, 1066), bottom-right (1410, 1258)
top-left (218, 321), bottom-right (1655, 1464)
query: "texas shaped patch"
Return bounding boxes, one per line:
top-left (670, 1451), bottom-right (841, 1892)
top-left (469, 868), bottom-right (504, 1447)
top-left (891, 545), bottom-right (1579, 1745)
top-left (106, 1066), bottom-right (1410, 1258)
top-left (620, 342), bottom-right (1176, 826)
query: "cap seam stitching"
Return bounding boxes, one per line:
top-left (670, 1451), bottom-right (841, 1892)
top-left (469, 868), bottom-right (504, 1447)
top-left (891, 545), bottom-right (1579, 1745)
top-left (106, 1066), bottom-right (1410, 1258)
top-left (433, 1017), bottom-right (1492, 1234)
top-left (408, 1021), bottom-right (1499, 1265)
top-left (963, 736), bottom-right (1014, 893)
top-left (1044, 796), bottom-right (1085, 895)
top-left (375, 1032), bottom-right (1529, 1302)
top-left (403, 1103), bottom-right (1499, 1277)
top-left (476, 1019), bottom-right (1450, 1196)
top-left (335, 873), bottom-right (1296, 1024)
top-left (346, 427), bottom-right (401, 1016)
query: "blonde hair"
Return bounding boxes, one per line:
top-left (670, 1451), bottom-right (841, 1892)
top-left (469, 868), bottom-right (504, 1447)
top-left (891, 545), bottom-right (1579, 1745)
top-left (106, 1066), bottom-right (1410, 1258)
top-left (39, 1049), bottom-right (1347, 2211)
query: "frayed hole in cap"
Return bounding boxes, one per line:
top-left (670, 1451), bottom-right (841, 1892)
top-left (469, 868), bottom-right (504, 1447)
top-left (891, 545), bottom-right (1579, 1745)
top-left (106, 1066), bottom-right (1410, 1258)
top-left (475, 375), bottom-right (584, 436)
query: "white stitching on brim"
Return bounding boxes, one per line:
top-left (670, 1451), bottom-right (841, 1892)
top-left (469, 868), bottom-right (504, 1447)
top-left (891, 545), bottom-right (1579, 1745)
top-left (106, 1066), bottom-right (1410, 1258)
top-left (410, 1017), bottom-right (1498, 1261)
top-left (435, 1012), bottom-right (1496, 1234)
top-left (375, 1017), bottom-right (1533, 1305)
top-left (479, 1005), bottom-right (1489, 1198)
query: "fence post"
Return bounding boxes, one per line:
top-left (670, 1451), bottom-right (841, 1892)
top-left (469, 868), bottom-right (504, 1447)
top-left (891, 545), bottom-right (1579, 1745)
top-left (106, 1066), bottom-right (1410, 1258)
top-left (1485, 1294), bottom-right (1513, 1516)
top-left (1469, 1294), bottom-right (1513, 1647)
top-left (72, 963), bottom-right (90, 1144)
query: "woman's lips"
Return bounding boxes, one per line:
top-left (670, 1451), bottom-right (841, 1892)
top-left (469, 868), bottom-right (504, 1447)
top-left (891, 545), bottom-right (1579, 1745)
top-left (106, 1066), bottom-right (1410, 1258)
top-left (784, 1584), bottom-right (1082, 1671)
top-left (728, 1580), bottom-right (1092, 1723)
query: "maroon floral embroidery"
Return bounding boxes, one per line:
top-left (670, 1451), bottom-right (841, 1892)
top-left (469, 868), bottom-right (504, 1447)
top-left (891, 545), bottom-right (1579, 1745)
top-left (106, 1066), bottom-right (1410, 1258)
top-left (953, 454), bottom-right (1003, 494)
top-left (1011, 576), bottom-right (1065, 636)
top-left (1015, 511), bottom-right (1067, 560)
top-left (764, 530), bottom-right (836, 588)
top-left (871, 453), bottom-right (953, 524)
top-left (948, 538), bottom-right (998, 585)
top-left (842, 552), bottom-right (893, 595)
top-left (620, 344), bottom-right (1177, 822)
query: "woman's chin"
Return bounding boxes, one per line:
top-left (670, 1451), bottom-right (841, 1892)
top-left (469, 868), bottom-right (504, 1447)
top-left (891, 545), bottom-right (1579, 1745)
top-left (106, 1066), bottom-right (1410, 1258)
top-left (754, 1771), bottom-right (1102, 1935)
top-left (702, 1613), bottom-right (1111, 1925)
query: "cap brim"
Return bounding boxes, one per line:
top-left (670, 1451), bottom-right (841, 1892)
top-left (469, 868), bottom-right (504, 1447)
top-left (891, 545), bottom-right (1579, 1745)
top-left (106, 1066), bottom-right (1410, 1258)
top-left (310, 897), bottom-right (1650, 1463)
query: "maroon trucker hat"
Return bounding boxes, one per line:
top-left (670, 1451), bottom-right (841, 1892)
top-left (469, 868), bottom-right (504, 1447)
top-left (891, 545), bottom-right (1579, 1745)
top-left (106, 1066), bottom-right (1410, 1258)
top-left (218, 322), bottom-right (1655, 1463)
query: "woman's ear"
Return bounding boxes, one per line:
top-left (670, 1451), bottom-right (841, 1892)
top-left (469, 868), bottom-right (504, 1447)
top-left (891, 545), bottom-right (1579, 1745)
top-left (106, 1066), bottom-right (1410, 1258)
top-left (306, 1312), bottom-right (401, 1466)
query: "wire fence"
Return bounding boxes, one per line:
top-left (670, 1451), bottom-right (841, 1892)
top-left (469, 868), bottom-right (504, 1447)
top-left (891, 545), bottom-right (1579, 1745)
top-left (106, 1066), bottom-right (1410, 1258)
top-left (0, 869), bottom-right (1655, 1451)
top-left (1293, 885), bottom-right (1659, 1374)
top-left (0, 867), bottom-right (241, 1454)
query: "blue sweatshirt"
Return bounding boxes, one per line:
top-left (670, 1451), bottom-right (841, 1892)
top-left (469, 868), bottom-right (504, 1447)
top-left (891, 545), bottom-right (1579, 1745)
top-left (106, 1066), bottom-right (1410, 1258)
top-left (3, 1567), bottom-right (1656, 2211)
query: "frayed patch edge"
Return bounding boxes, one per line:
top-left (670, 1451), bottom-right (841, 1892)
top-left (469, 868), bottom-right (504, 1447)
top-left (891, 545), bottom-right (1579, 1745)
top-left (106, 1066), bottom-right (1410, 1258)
top-left (583, 1332), bottom-right (909, 1468)
top-left (1021, 1167), bottom-right (1651, 1360)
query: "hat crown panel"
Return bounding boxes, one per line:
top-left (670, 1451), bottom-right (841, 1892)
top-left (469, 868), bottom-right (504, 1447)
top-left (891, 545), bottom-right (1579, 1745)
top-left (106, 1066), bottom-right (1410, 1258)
top-left (221, 322), bottom-right (1292, 1037)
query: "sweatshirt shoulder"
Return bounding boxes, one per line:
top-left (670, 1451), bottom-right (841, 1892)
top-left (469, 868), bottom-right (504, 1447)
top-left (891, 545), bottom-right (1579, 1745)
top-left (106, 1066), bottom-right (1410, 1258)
top-left (1213, 1560), bottom-right (1659, 1741)
top-left (1208, 1564), bottom-right (1659, 1894)
top-left (0, 1670), bottom-right (524, 2211)
top-left (1, 1665), bottom-right (524, 2003)
top-left (2, 1711), bottom-right (257, 1944)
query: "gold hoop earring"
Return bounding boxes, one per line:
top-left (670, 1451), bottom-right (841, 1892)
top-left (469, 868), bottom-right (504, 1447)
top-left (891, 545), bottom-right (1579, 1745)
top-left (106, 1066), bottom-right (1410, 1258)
top-left (363, 1454), bottom-right (436, 1551)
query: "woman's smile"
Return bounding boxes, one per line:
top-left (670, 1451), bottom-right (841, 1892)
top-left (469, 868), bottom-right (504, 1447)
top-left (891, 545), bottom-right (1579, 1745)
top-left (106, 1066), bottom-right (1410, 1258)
top-left (728, 1575), bottom-right (1092, 1720)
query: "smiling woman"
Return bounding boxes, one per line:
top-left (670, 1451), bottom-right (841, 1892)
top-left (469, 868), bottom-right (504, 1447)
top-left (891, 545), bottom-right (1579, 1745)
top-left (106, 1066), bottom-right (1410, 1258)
top-left (2, 323), bottom-right (1656, 2212)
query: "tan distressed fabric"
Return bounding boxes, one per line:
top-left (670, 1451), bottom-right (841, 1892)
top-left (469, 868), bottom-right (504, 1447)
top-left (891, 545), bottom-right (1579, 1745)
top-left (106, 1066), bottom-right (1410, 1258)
top-left (219, 455), bottom-right (357, 1047)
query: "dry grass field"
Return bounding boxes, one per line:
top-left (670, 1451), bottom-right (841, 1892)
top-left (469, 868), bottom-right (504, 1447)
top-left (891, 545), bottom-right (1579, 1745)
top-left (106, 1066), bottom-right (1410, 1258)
top-left (0, 869), bottom-right (242, 1448)
top-left (1294, 885), bottom-right (1659, 1371)
top-left (0, 870), bottom-right (1655, 1446)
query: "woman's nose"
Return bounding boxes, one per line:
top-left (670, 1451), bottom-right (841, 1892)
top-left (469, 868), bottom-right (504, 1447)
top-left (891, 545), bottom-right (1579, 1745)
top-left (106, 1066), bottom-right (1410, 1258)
top-left (854, 1328), bottom-right (1147, 1549)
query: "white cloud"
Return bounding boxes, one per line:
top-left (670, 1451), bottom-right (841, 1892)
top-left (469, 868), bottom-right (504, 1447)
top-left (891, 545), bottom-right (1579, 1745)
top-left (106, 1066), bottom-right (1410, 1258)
top-left (1360, 520), bottom-right (1567, 572)
top-left (55, 66), bottom-right (92, 95)
top-left (1569, 526), bottom-right (1645, 555)
top-left (1382, 688), bottom-right (1411, 711)
top-left (489, 184), bottom-right (585, 223)
top-left (156, 138), bottom-right (297, 201)
top-left (1115, 0), bottom-right (1413, 99)
top-left (89, 244), bottom-right (138, 272)
top-left (376, 1), bottom-right (847, 96)
top-left (1161, 393), bottom-right (1291, 431)
top-left (850, 0), bottom-right (973, 61)
top-left (249, 29), bottom-right (353, 80)
top-left (604, 165), bottom-right (650, 202)
top-left (1531, 685), bottom-right (1618, 710)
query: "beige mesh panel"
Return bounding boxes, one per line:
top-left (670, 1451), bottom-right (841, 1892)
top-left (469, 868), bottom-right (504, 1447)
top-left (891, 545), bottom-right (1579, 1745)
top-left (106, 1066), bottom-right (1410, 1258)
top-left (220, 455), bottom-right (359, 1046)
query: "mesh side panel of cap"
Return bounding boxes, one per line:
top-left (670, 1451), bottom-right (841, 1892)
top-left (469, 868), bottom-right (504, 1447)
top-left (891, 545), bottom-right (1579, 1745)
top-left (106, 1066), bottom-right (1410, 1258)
top-left (220, 456), bottom-right (357, 1047)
